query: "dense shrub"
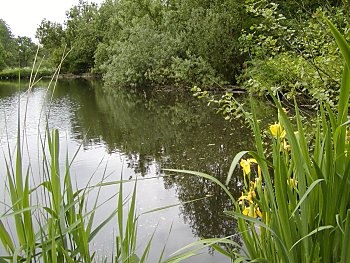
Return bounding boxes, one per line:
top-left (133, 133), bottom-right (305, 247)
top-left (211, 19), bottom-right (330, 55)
top-left (238, 1), bottom-right (348, 106)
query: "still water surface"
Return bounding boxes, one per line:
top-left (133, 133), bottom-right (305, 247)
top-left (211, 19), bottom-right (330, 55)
top-left (0, 79), bottom-right (275, 262)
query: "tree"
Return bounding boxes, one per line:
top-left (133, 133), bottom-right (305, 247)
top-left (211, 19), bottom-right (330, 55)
top-left (0, 19), bottom-right (16, 69)
top-left (0, 43), bottom-right (6, 70)
top-left (63, 0), bottom-right (101, 73)
top-left (36, 19), bottom-right (64, 50)
top-left (36, 19), bottom-right (65, 68)
top-left (36, 1), bottom-right (101, 73)
top-left (16, 36), bottom-right (36, 67)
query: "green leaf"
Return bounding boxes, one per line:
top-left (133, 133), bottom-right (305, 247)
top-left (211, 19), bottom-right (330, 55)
top-left (225, 211), bottom-right (291, 262)
top-left (290, 179), bottom-right (325, 218)
top-left (290, 226), bottom-right (334, 252)
top-left (325, 18), bottom-right (350, 71)
top-left (164, 237), bottom-right (237, 263)
top-left (226, 151), bottom-right (248, 185)
top-left (341, 210), bottom-right (350, 263)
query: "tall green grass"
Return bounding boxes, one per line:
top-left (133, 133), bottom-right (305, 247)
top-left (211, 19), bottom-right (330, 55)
top-left (165, 19), bottom-right (350, 262)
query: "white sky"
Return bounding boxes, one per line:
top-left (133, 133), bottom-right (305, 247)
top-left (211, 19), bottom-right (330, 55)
top-left (0, 0), bottom-right (104, 41)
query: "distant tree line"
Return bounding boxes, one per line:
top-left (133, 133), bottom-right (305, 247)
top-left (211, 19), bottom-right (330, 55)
top-left (31, 0), bottom-right (350, 95)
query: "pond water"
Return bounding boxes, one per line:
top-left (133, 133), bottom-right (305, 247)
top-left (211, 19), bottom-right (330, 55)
top-left (0, 79), bottom-right (275, 262)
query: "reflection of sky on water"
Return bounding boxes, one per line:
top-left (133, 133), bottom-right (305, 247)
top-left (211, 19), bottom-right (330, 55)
top-left (0, 80), bottom-right (275, 262)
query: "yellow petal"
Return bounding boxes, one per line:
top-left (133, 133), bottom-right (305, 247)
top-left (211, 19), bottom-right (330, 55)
top-left (240, 159), bottom-right (251, 175)
top-left (248, 206), bottom-right (256, 218)
top-left (242, 206), bottom-right (249, 216)
top-left (247, 190), bottom-right (256, 203)
top-left (255, 207), bottom-right (262, 218)
top-left (281, 130), bottom-right (286, 138)
top-left (269, 123), bottom-right (280, 137)
top-left (238, 192), bottom-right (247, 201)
top-left (287, 178), bottom-right (298, 188)
top-left (270, 123), bottom-right (285, 138)
top-left (248, 158), bottom-right (257, 164)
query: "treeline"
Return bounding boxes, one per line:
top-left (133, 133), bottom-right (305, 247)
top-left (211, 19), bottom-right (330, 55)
top-left (34, 0), bottom-right (350, 97)
top-left (0, 19), bottom-right (38, 70)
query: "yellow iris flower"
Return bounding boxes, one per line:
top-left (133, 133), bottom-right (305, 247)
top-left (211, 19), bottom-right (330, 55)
top-left (238, 190), bottom-right (256, 204)
top-left (240, 158), bottom-right (258, 175)
top-left (240, 159), bottom-right (251, 175)
top-left (242, 205), bottom-right (262, 218)
top-left (287, 177), bottom-right (298, 188)
top-left (270, 123), bottom-right (286, 138)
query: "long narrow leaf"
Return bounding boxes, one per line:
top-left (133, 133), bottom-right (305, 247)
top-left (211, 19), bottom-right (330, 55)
top-left (226, 151), bottom-right (248, 185)
top-left (290, 226), bottom-right (334, 252)
top-left (290, 179), bottom-right (325, 218)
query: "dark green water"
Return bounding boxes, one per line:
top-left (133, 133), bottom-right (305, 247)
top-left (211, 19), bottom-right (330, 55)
top-left (0, 79), bottom-right (275, 262)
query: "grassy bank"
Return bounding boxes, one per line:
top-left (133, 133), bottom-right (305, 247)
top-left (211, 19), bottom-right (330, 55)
top-left (0, 68), bottom-right (102, 80)
top-left (0, 67), bottom-right (54, 80)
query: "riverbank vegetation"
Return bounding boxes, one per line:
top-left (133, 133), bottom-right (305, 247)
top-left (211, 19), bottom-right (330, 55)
top-left (0, 67), bottom-right (54, 79)
top-left (31, 0), bottom-right (348, 103)
top-left (1, 0), bottom-right (350, 262)
top-left (166, 18), bottom-right (350, 262)
top-left (1, 0), bottom-right (349, 105)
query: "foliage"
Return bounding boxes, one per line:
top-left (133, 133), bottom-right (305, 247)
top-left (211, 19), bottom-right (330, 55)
top-left (0, 67), bottom-right (53, 79)
top-left (238, 0), bottom-right (348, 107)
top-left (36, 0), bottom-right (100, 73)
top-left (100, 15), bottom-right (182, 87)
top-left (166, 19), bottom-right (350, 262)
top-left (64, 0), bottom-right (101, 73)
top-left (15, 37), bottom-right (37, 68)
top-left (33, 0), bottom-right (349, 91)
top-left (0, 19), bottom-right (38, 71)
top-left (0, 19), bottom-right (16, 70)
top-left (37, 0), bottom-right (249, 88)
top-left (35, 19), bottom-right (65, 68)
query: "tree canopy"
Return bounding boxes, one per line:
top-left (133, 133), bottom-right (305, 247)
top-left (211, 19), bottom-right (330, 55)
top-left (29, 0), bottom-right (350, 103)
top-left (0, 19), bottom-right (37, 70)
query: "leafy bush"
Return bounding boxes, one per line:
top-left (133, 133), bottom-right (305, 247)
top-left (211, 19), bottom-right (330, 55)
top-left (239, 1), bottom-right (348, 107)
top-left (98, 0), bottom-right (244, 89)
top-left (146, 53), bottom-right (226, 88)
top-left (100, 16), bottom-right (182, 88)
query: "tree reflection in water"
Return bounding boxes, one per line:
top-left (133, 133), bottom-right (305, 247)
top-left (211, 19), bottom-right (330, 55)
top-left (25, 79), bottom-right (275, 253)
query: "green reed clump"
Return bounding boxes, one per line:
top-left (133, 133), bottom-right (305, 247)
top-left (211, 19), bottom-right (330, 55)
top-left (165, 19), bottom-right (350, 262)
top-left (0, 125), bottom-right (124, 262)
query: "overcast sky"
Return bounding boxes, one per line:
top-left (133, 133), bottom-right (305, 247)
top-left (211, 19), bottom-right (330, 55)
top-left (0, 0), bottom-right (104, 41)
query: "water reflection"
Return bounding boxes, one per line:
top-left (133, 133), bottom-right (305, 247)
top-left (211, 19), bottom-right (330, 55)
top-left (0, 79), bottom-right (275, 259)
top-left (50, 80), bottom-right (255, 244)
